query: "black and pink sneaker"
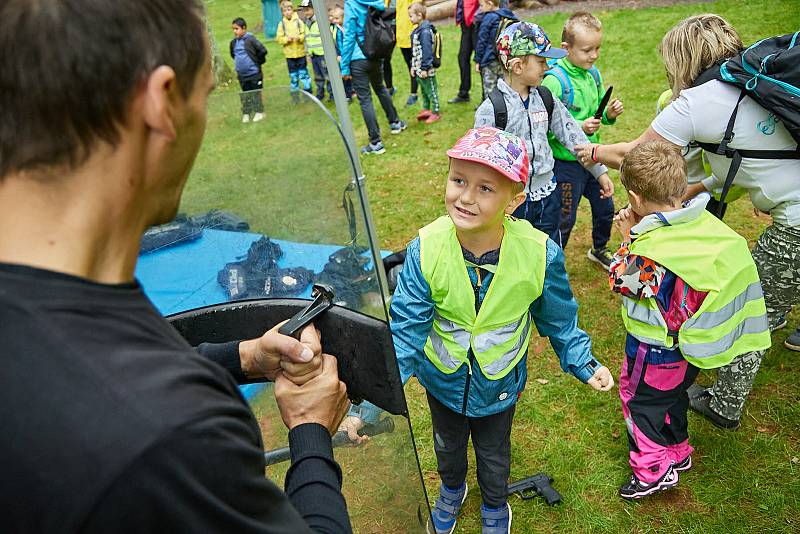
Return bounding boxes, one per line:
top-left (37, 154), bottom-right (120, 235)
top-left (619, 466), bottom-right (678, 500)
top-left (673, 456), bottom-right (692, 473)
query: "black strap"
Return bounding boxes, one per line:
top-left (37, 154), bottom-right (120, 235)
top-left (489, 88), bottom-right (507, 130)
top-left (536, 86), bottom-right (554, 129)
top-left (342, 182), bottom-right (358, 248)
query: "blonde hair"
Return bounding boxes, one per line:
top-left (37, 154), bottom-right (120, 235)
top-left (408, 2), bottom-right (426, 18)
top-left (562, 11), bottom-right (602, 44)
top-left (658, 14), bottom-right (742, 97)
top-left (620, 141), bottom-right (687, 204)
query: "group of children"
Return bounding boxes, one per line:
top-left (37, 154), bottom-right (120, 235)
top-left (337, 12), bottom-right (771, 534)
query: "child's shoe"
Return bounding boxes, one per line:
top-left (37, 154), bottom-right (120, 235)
top-left (425, 113), bottom-right (441, 124)
top-left (389, 120), bottom-right (407, 134)
top-left (587, 247), bottom-right (613, 269)
top-left (619, 466), bottom-right (678, 500)
top-left (480, 502), bottom-right (511, 534)
top-left (673, 455), bottom-right (692, 473)
top-left (406, 94), bottom-right (419, 106)
top-left (361, 141), bottom-right (386, 155)
top-left (416, 109), bottom-right (433, 121)
top-left (252, 112), bottom-right (264, 122)
top-left (785, 327), bottom-right (800, 352)
top-left (428, 483), bottom-right (468, 534)
top-left (771, 315), bottom-right (787, 332)
top-left (242, 114), bottom-right (250, 123)
top-left (687, 384), bottom-right (740, 429)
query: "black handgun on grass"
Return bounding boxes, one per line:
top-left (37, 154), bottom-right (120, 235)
top-left (507, 472), bottom-right (562, 506)
top-left (263, 416), bottom-right (396, 466)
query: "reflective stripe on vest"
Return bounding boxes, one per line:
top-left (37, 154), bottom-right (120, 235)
top-left (420, 216), bottom-right (547, 379)
top-left (623, 210), bottom-right (771, 369)
top-left (306, 20), bottom-right (324, 55)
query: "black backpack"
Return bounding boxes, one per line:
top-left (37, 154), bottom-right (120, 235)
top-left (488, 85), bottom-right (554, 130)
top-left (359, 7), bottom-right (396, 60)
top-left (691, 32), bottom-right (800, 216)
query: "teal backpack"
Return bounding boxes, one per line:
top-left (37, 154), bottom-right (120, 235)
top-left (544, 61), bottom-right (601, 111)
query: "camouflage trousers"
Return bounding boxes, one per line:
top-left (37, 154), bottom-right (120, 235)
top-left (480, 61), bottom-right (504, 101)
top-left (709, 223), bottom-right (800, 420)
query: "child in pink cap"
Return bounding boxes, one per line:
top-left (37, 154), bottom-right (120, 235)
top-left (341, 126), bottom-right (614, 534)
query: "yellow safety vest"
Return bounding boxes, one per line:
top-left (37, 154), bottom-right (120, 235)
top-left (419, 216), bottom-right (547, 379)
top-left (306, 19), bottom-right (324, 56)
top-left (622, 210), bottom-right (771, 369)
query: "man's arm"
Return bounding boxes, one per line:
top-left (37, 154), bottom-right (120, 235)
top-left (340, 8), bottom-right (358, 76)
top-left (79, 413), bottom-right (351, 533)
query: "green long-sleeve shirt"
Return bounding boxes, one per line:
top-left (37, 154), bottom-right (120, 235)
top-left (541, 58), bottom-right (616, 162)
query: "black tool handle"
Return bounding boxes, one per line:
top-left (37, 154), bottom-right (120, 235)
top-left (277, 284), bottom-right (334, 339)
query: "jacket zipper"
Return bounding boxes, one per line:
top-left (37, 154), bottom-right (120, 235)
top-left (462, 268), bottom-right (482, 415)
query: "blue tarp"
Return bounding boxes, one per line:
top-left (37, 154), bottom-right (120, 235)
top-left (136, 228), bottom-right (388, 400)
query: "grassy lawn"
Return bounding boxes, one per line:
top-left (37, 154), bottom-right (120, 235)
top-left (198, 1), bottom-right (800, 531)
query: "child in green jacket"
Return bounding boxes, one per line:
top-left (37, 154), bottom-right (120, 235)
top-left (542, 12), bottom-right (624, 267)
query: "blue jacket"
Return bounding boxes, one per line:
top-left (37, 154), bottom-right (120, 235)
top-left (474, 8), bottom-right (516, 68)
top-left (340, 0), bottom-right (386, 76)
top-left (350, 234), bottom-right (601, 424)
top-left (410, 20), bottom-right (435, 71)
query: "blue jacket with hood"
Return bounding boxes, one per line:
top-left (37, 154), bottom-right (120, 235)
top-left (474, 8), bottom-right (517, 68)
top-left (340, 0), bottom-right (387, 76)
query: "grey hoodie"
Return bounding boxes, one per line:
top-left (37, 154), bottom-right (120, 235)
top-left (475, 78), bottom-right (608, 197)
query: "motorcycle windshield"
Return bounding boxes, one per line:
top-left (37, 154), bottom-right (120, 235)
top-left (136, 86), bottom-right (430, 532)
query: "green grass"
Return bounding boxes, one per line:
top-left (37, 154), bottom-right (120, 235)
top-left (196, 1), bottom-right (800, 532)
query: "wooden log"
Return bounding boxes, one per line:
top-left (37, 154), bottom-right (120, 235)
top-left (426, 0), bottom-right (456, 21)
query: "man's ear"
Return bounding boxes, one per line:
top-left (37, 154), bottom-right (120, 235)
top-left (505, 190), bottom-right (527, 214)
top-left (140, 65), bottom-right (180, 141)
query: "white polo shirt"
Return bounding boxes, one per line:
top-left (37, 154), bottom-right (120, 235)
top-left (652, 80), bottom-right (800, 227)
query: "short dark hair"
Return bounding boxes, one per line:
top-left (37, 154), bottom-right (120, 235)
top-left (232, 17), bottom-right (247, 28)
top-left (0, 0), bottom-right (207, 179)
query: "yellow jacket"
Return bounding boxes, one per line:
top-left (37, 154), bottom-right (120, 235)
top-left (395, 0), bottom-right (416, 49)
top-left (276, 13), bottom-right (306, 59)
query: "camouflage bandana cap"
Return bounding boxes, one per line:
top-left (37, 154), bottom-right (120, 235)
top-left (496, 21), bottom-right (566, 69)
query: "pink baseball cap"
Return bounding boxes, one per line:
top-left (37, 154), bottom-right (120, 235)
top-left (447, 127), bottom-right (529, 185)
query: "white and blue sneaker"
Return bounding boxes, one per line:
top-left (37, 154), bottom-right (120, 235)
top-left (428, 482), bottom-right (468, 534)
top-left (389, 120), bottom-right (407, 134)
top-left (481, 502), bottom-right (512, 534)
top-left (361, 141), bottom-right (386, 155)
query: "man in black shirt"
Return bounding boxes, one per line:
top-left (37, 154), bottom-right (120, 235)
top-left (0, 1), bottom-right (352, 532)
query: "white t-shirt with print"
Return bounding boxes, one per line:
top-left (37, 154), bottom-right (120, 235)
top-left (652, 80), bottom-right (800, 227)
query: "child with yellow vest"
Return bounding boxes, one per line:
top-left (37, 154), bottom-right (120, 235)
top-left (610, 141), bottom-right (771, 500)
top-left (276, 0), bottom-right (311, 99)
top-left (299, 0), bottom-right (332, 101)
top-left (342, 126), bottom-right (614, 534)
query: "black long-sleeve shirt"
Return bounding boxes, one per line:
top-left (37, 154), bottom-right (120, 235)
top-left (0, 263), bottom-right (351, 533)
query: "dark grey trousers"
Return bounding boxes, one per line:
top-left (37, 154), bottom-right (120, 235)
top-left (350, 59), bottom-right (399, 144)
top-left (427, 391), bottom-right (514, 508)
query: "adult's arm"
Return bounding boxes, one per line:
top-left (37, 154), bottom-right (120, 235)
top-left (79, 414), bottom-right (351, 533)
top-left (340, 7), bottom-right (358, 76)
top-left (576, 126), bottom-right (676, 169)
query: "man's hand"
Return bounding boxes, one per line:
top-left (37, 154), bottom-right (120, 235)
top-left (606, 98), bottom-right (624, 119)
top-left (613, 205), bottom-right (641, 242)
top-left (274, 353), bottom-right (350, 434)
top-left (583, 117), bottom-right (601, 135)
top-left (239, 323), bottom-right (322, 385)
top-left (338, 415), bottom-right (369, 445)
top-left (598, 173), bottom-right (614, 199)
top-left (587, 366), bottom-right (615, 391)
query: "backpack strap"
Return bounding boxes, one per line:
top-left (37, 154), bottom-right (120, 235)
top-left (489, 88), bottom-right (507, 130)
top-left (544, 64), bottom-right (573, 108)
top-left (588, 65), bottom-right (602, 90)
top-left (536, 86), bottom-right (554, 129)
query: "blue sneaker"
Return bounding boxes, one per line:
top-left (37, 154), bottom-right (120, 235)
top-left (406, 94), bottom-right (418, 106)
top-left (389, 120), bottom-right (407, 134)
top-left (428, 483), bottom-right (468, 534)
top-left (361, 141), bottom-right (385, 155)
top-left (481, 503), bottom-right (511, 534)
